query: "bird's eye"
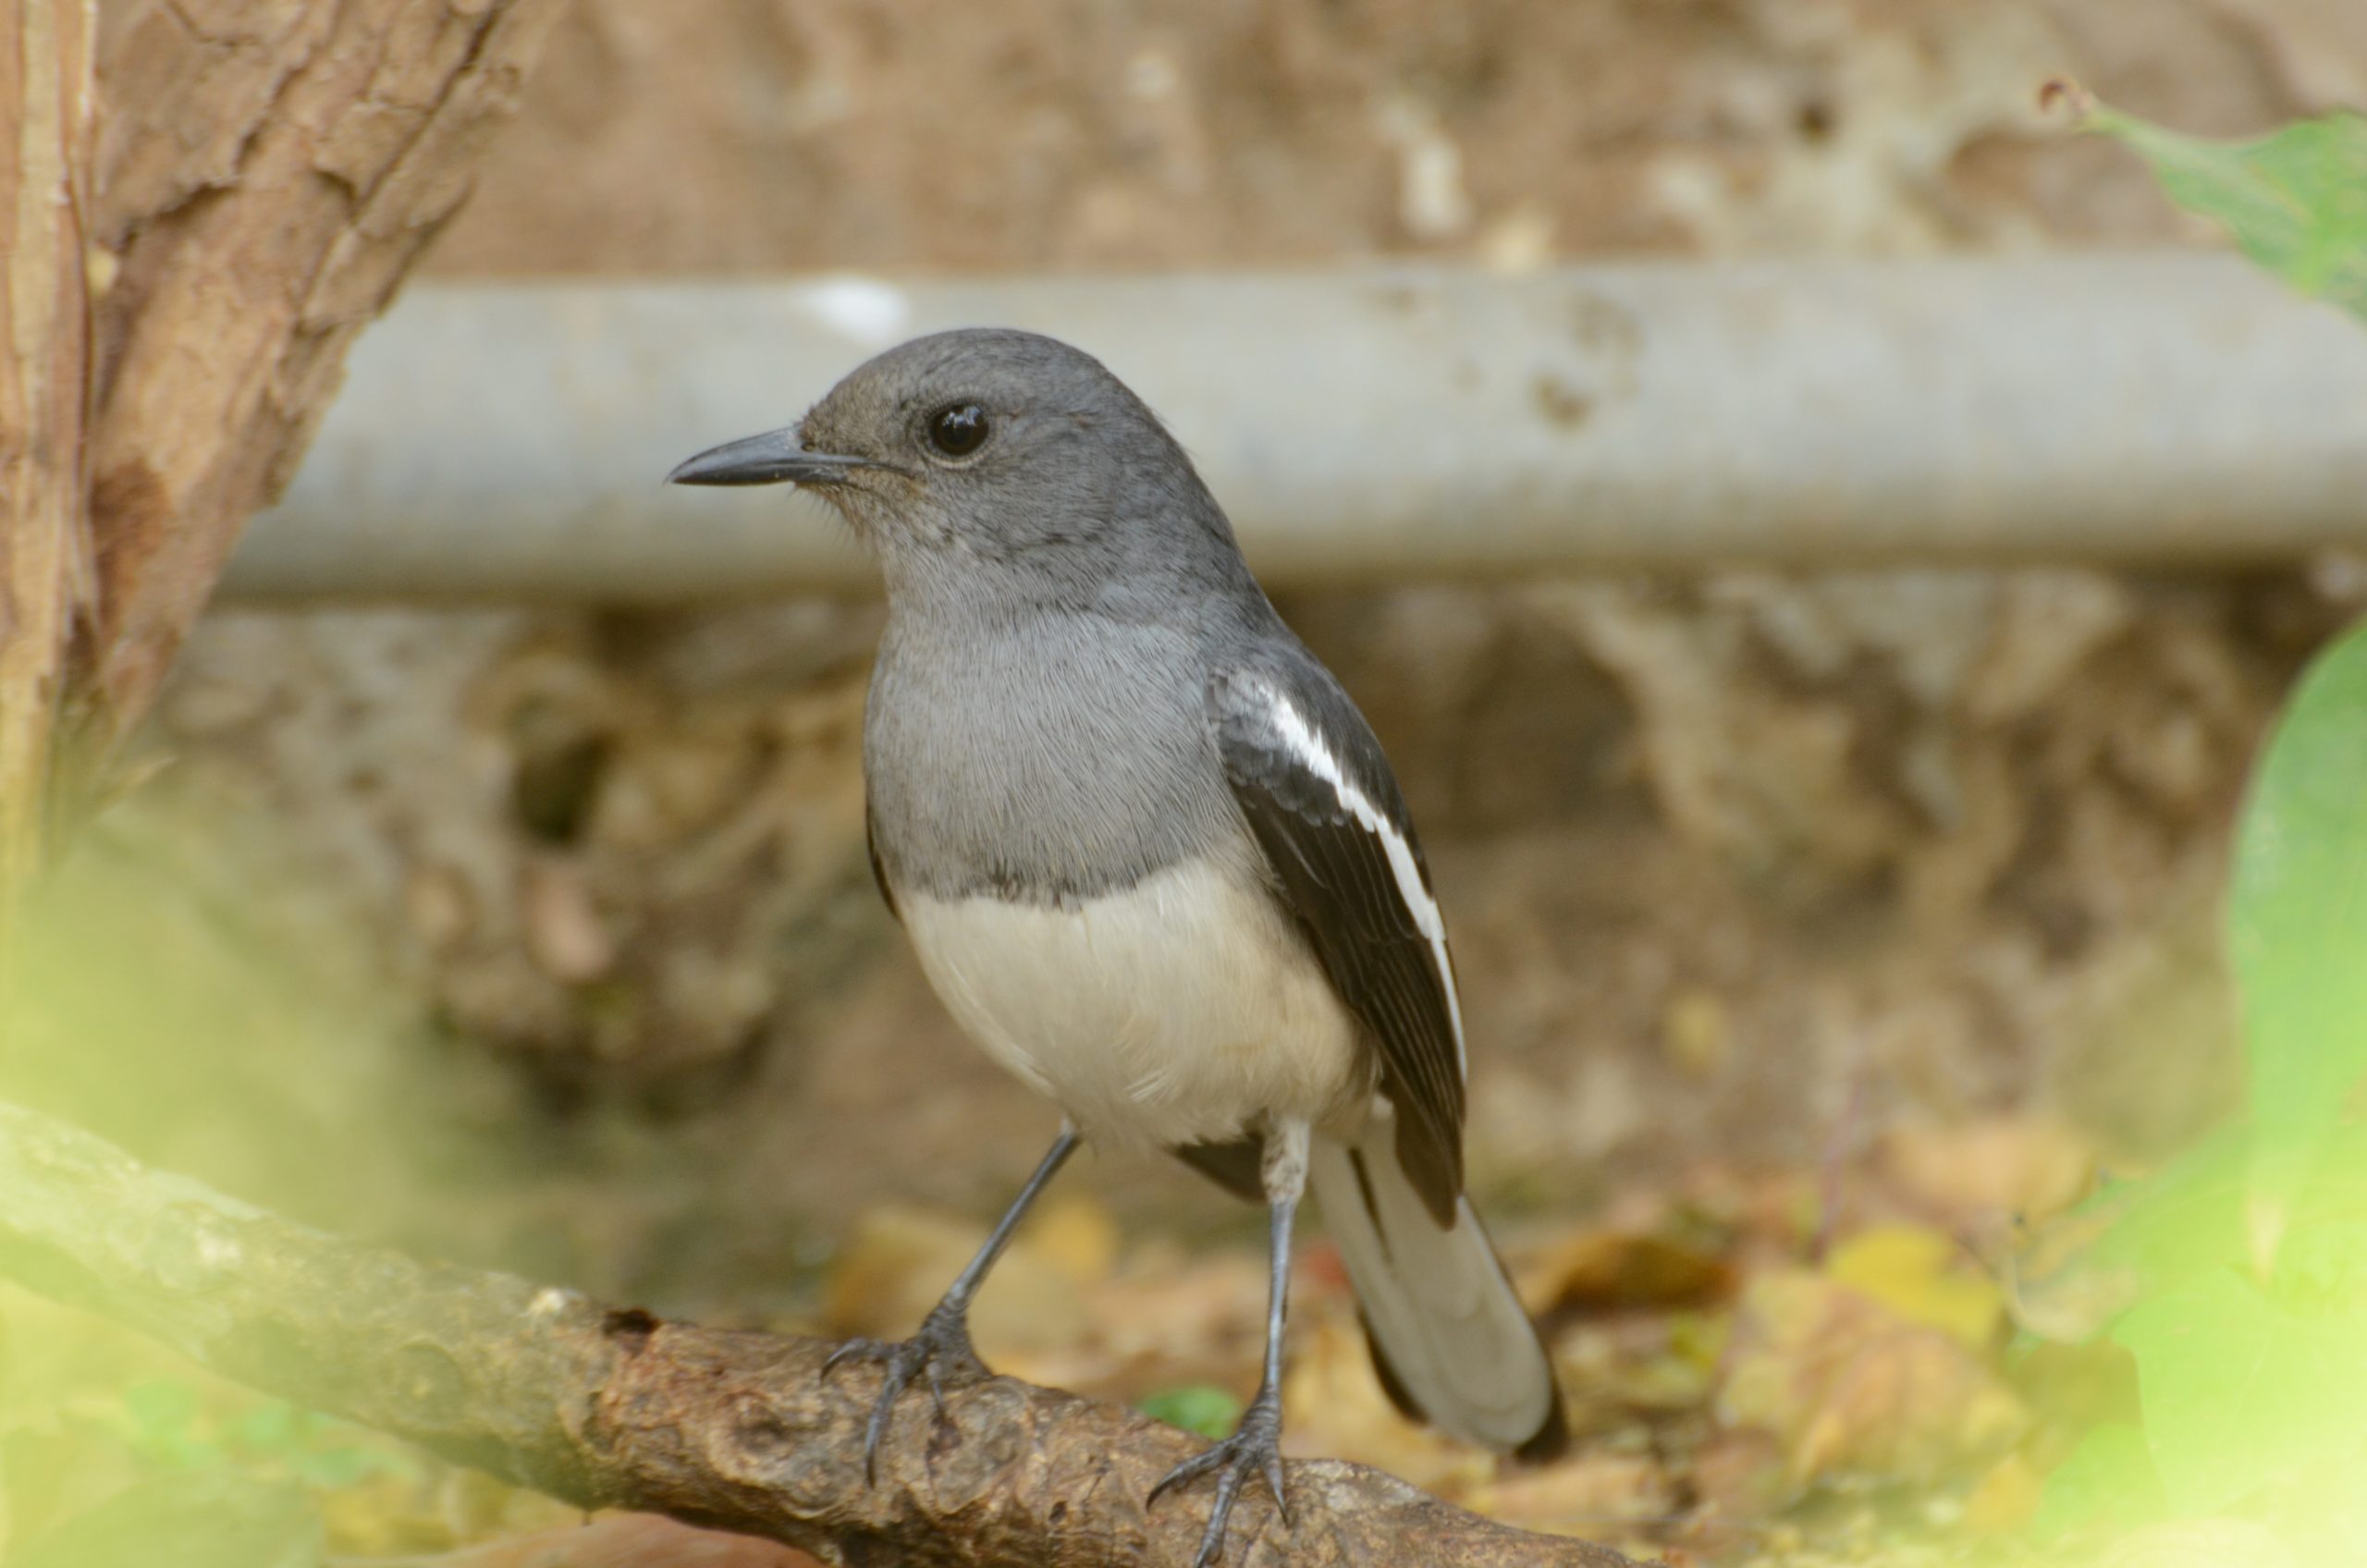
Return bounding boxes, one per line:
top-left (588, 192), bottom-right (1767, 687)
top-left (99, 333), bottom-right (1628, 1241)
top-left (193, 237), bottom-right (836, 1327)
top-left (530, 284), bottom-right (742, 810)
top-left (926, 402), bottom-right (990, 459)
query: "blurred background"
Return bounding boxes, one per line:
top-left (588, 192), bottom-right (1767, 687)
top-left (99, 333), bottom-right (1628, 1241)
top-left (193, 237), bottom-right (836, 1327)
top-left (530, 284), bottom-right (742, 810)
top-left (11, 2), bottom-right (2367, 1563)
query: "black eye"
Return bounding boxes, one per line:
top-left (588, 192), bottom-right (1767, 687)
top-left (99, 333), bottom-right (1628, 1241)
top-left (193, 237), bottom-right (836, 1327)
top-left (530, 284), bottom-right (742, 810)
top-left (927, 402), bottom-right (989, 459)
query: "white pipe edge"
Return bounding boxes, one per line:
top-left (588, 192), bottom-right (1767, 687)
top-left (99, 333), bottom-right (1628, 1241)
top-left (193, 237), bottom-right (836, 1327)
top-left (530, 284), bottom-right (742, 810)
top-left (224, 254), bottom-right (2367, 602)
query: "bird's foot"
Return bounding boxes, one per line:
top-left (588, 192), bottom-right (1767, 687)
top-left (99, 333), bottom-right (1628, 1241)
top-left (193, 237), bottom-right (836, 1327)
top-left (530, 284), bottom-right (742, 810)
top-left (1147, 1385), bottom-right (1288, 1568)
top-left (821, 1296), bottom-right (988, 1483)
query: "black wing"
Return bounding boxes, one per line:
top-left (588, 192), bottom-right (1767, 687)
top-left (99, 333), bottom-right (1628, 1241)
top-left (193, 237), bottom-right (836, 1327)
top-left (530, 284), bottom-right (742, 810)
top-left (1209, 661), bottom-right (1466, 1225)
top-left (866, 800), bottom-right (899, 925)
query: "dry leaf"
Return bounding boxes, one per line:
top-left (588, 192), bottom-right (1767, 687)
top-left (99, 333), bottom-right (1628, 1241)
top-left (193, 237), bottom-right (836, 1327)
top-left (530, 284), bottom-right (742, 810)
top-left (1526, 1231), bottom-right (1737, 1316)
top-left (1025, 1194), bottom-right (1119, 1286)
top-left (1280, 1316), bottom-right (1490, 1491)
top-left (1471, 1452), bottom-right (1674, 1537)
top-left (1687, 1425), bottom-right (1787, 1524)
top-left (1082, 1250), bottom-right (1267, 1366)
top-left (1659, 989), bottom-right (1733, 1081)
top-left (1824, 1224), bottom-right (2001, 1347)
top-left (1881, 1116), bottom-right (2094, 1224)
top-left (820, 1206), bottom-right (1090, 1356)
top-left (1961, 1452), bottom-right (2042, 1534)
top-left (1720, 1270), bottom-right (2028, 1486)
top-left (353, 1513), bottom-right (819, 1567)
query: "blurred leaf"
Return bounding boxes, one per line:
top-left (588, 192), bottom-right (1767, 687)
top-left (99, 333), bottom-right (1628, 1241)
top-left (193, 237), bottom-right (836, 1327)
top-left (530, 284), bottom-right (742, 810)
top-left (2094, 1519), bottom-right (2300, 1568)
top-left (120, 1378), bottom-right (202, 1442)
top-left (1527, 1229), bottom-right (1735, 1316)
top-left (297, 1444), bottom-right (407, 1489)
top-left (1026, 1195), bottom-right (1119, 1286)
top-left (231, 1402), bottom-right (305, 1455)
top-left (2033, 1421), bottom-right (2165, 1540)
top-left (1472, 1453), bottom-right (1674, 1538)
top-left (1136, 1383), bottom-right (1241, 1440)
top-left (1280, 1317), bottom-right (1483, 1489)
top-left (1825, 1223), bottom-right (2001, 1348)
top-left (1720, 1271), bottom-right (2027, 1486)
top-left (2001, 1128), bottom-right (2250, 1342)
top-left (316, 1466), bottom-right (452, 1557)
top-left (2061, 85), bottom-right (2367, 321)
top-left (2111, 1268), bottom-right (2367, 1516)
top-left (1963, 1451), bottom-right (2042, 1535)
top-left (822, 1206), bottom-right (1089, 1356)
top-left (11, 1471), bottom-right (322, 1568)
top-left (2226, 621), bottom-right (2367, 1253)
top-left (1881, 1115), bottom-right (2095, 1227)
top-left (1665, 1308), bottom-right (1730, 1369)
top-left (114, 1377), bottom-right (227, 1469)
top-left (384, 1513), bottom-right (822, 1567)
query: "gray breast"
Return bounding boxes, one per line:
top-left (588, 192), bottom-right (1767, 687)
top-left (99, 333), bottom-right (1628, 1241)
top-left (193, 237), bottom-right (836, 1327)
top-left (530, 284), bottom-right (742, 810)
top-left (865, 608), bottom-right (1246, 902)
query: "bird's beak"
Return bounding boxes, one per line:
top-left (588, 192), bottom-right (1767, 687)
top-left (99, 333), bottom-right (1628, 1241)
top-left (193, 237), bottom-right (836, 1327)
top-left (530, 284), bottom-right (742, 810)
top-left (666, 427), bottom-right (872, 487)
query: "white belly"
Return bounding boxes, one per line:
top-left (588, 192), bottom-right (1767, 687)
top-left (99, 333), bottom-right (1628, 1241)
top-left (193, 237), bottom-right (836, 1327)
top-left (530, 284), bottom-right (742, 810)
top-left (898, 860), bottom-right (1364, 1149)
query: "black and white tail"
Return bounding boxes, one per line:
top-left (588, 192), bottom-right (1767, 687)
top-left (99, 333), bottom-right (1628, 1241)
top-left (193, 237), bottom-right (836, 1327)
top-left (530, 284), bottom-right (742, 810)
top-left (1309, 1114), bottom-right (1568, 1459)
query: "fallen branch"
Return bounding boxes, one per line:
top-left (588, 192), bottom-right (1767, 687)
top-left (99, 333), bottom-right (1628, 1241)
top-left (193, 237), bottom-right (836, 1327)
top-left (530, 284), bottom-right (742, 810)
top-left (0, 1100), bottom-right (1647, 1568)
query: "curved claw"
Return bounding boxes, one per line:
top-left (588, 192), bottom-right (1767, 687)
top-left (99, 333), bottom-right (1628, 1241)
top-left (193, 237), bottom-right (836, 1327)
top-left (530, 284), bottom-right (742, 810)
top-left (1147, 1397), bottom-right (1288, 1567)
top-left (818, 1307), bottom-right (987, 1485)
top-left (821, 1337), bottom-right (882, 1378)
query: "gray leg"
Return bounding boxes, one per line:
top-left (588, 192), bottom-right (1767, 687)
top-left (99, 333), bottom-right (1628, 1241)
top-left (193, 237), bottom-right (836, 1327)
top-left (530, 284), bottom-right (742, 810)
top-left (825, 1125), bottom-right (1081, 1481)
top-left (1149, 1121), bottom-right (1306, 1566)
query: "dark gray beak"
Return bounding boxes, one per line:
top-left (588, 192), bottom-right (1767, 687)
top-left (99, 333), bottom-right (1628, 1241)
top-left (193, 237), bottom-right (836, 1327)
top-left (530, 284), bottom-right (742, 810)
top-left (667, 428), bottom-right (871, 487)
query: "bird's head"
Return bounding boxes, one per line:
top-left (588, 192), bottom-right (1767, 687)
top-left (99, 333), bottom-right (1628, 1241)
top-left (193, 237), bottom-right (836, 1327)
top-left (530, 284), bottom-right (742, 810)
top-left (668, 327), bottom-right (1235, 599)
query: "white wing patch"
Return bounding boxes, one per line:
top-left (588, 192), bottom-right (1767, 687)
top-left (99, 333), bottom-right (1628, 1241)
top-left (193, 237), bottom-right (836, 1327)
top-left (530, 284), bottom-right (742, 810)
top-left (1257, 683), bottom-right (1468, 1081)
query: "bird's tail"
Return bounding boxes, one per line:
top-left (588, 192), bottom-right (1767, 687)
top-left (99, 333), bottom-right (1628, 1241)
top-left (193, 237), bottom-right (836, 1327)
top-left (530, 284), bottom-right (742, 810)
top-left (1307, 1119), bottom-right (1567, 1459)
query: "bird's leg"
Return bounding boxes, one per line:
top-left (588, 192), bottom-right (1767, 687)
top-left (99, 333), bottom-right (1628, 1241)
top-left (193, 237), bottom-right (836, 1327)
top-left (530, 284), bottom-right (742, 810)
top-left (824, 1124), bottom-right (1080, 1482)
top-left (1149, 1121), bottom-right (1305, 1567)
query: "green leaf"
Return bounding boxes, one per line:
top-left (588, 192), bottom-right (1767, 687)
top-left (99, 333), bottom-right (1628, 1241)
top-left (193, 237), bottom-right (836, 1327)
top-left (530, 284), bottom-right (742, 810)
top-left (10, 1471), bottom-right (324, 1568)
top-left (2005, 1125), bottom-right (2250, 1342)
top-left (1137, 1383), bottom-right (1242, 1440)
top-left (293, 1444), bottom-right (403, 1489)
top-left (2064, 88), bottom-right (2367, 322)
top-left (2111, 1268), bottom-right (2367, 1515)
top-left (2032, 1421), bottom-right (2164, 1540)
top-left (230, 1402), bottom-right (304, 1455)
top-left (2228, 621), bottom-right (2367, 1243)
top-left (119, 1378), bottom-right (202, 1442)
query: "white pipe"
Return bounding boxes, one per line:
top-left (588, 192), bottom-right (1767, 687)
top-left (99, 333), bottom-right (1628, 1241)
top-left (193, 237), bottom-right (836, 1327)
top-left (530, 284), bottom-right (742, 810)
top-left (225, 255), bottom-right (2367, 601)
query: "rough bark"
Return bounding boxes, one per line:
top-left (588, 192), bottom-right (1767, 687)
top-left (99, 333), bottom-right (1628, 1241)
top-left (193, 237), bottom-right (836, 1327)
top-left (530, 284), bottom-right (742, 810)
top-left (0, 0), bottom-right (96, 936)
top-left (76, 0), bottom-right (569, 751)
top-left (0, 1099), bottom-right (1649, 1568)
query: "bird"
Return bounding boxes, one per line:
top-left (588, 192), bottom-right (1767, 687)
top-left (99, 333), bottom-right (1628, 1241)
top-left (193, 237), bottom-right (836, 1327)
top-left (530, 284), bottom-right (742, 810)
top-left (668, 328), bottom-right (1566, 1565)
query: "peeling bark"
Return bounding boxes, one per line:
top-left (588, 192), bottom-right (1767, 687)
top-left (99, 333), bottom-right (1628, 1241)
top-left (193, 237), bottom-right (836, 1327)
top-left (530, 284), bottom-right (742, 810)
top-left (77, 0), bottom-right (569, 749)
top-left (0, 1099), bottom-right (1650, 1568)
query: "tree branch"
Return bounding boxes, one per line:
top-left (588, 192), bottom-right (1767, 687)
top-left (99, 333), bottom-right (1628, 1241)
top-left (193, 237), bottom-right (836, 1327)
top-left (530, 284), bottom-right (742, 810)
top-left (0, 1100), bottom-right (1649, 1568)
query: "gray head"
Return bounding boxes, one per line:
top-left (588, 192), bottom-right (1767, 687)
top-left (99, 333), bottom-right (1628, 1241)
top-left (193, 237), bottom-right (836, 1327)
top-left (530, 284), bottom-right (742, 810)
top-left (668, 328), bottom-right (1251, 607)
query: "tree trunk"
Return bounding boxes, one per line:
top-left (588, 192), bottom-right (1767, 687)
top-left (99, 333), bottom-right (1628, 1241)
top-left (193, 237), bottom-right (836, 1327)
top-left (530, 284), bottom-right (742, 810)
top-left (0, 0), bottom-right (570, 900)
top-left (80, 0), bottom-right (570, 750)
top-left (0, 0), bottom-right (95, 943)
